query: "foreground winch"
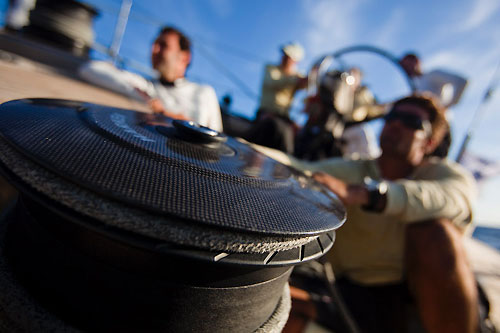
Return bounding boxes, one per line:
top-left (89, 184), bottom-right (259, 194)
top-left (0, 98), bottom-right (345, 332)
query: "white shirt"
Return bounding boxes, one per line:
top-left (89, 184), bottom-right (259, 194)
top-left (415, 69), bottom-right (467, 108)
top-left (342, 124), bottom-right (381, 160)
top-left (79, 61), bottom-right (223, 132)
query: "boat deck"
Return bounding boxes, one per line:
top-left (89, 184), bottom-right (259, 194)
top-left (0, 31), bottom-right (150, 215)
top-left (0, 50), bottom-right (149, 111)
top-left (0, 30), bottom-right (499, 329)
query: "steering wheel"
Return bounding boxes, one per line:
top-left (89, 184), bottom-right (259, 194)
top-left (295, 45), bottom-right (416, 161)
top-left (307, 45), bottom-right (416, 98)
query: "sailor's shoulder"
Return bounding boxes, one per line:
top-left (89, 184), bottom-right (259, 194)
top-left (418, 157), bottom-right (474, 180)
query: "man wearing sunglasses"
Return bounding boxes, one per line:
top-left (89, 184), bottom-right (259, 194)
top-left (253, 95), bottom-right (478, 332)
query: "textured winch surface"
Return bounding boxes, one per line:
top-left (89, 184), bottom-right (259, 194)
top-left (0, 136), bottom-right (330, 256)
top-left (0, 99), bottom-right (345, 236)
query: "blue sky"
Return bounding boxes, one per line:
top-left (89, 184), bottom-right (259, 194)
top-left (2, 0), bottom-right (500, 226)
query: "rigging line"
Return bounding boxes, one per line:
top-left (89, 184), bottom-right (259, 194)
top-left (468, 60), bottom-right (500, 131)
top-left (128, 0), bottom-right (182, 25)
top-left (193, 42), bottom-right (259, 101)
top-left (90, 2), bottom-right (263, 95)
top-left (128, 15), bottom-right (265, 63)
top-left (94, 37), bottom-right (260, 96)
top-left (120, 57), bottom-right (156, 77)
top-left (104, 40), bottom-right (260, 99)
top-left (117, 44), bottom-right (149, 63)
top-left (92, 46), bottom-right (252, 99)
top-left (90, 41), bottom-right (153, 73)
top-left (111, 2), bottom-right (266, 64)
top-left (89, 2), bottom-right (121, 15)
top-left (190, 34), bottom-right (266, 64)
top-left (96, 2), bottom-right (165, 28)
top-left (188, 76), bottom-right (256, 97)
top-left (102, 0), bottom-right (125, 5)
top-left (456, 58), bottom-right (500, 162)
top-left (128, 8), bottom-right (164, 27)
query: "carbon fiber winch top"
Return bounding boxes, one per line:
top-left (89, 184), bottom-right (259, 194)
top-left (0, 99), bottom-right (345, 236)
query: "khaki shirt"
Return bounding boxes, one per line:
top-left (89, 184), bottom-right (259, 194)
top-left (249, 144), bottom-right (477, 285)
top-left (259, 64), bottom-right (304, 118)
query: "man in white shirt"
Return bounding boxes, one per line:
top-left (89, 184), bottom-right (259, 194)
top-left (399, 53), bottom-right (467, 109)
top-left (79, 26), bottom-right (223, 132)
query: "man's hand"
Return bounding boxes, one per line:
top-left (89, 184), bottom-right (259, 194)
top-left (313, 171), bottom-right (369, 206)
top-left (133, 88), bottom-right (191, 121)
top-left (149, 98), bottom-right (190, 121)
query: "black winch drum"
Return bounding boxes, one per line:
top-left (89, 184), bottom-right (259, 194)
top-left (0, 99), bottom-right (345, 332)
top-left (24, 0), bottom-right (98, 57)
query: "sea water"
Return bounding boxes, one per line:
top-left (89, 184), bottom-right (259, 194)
top-left (473, 226), bottom-right (500, 252)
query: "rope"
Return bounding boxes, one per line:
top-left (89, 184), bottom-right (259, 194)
top-left (322, 262), bottom-right (361, 333)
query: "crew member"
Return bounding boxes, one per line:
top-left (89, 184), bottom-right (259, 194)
top-left (79, 26), bottom-right (223, 132)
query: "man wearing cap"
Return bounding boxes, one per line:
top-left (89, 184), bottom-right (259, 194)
top-left (248, 42), bottom-right (308, 153)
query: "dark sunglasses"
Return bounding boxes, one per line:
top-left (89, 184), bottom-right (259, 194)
top-left (384, 111), bottom-right (432, 136)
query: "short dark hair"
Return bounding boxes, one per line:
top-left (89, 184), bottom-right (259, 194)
top-left (159, 26), bottom-right (191, 53)
top-left (401, 53), bottom-right (420, 62)
top-left (392, 94), bottom-right (448, 149)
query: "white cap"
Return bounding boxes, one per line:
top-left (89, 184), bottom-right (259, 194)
top-left (281, 42), bottom-right (304, 62)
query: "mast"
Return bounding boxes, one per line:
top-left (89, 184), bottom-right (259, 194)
top-left (109, 0), bottom-right (133, 66)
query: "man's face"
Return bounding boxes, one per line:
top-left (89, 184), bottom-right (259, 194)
top-left (380, 103), bottom-right (432, 165)
top-left (281, 53), bottom-right (296, 68)
top-left (151, 32), bottom-right (190, 80)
